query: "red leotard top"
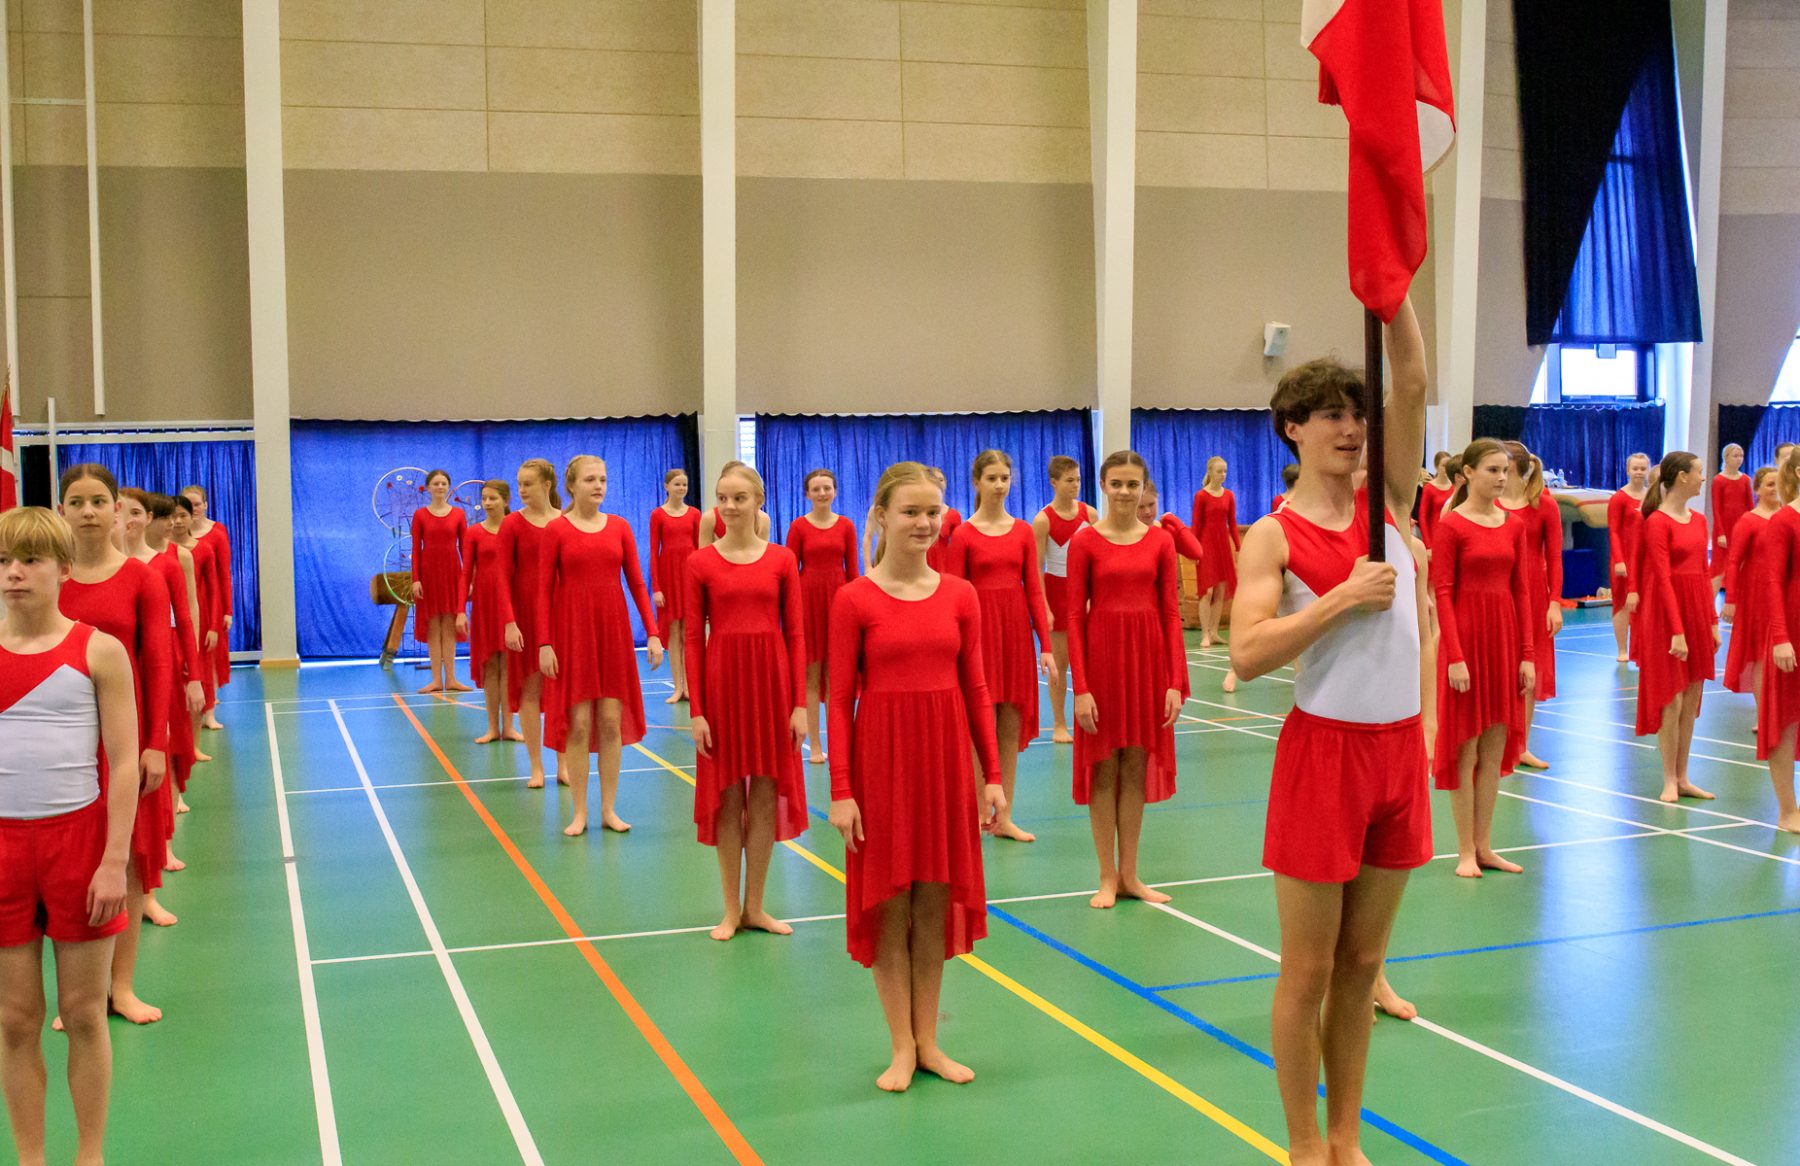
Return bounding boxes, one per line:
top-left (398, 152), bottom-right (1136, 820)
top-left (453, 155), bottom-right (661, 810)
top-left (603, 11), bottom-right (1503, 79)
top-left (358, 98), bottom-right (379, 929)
top-left (786, 514), bottom-right (861, 667)
top-left (1608, 489), bottom-right (1644, 595)
top-left (1429, 510), bottom-right (1534, 785)
top-left (650, 505), bottom-right (703, 625)
top-left (460, 521), bottom-right (507, 679)
top-left (184, 532), bottom-right (221, 677)
top-left (495, 510), bottom-right (554, 706)
top-left (148, 548), bottom-right (201, 685)
top-left (1499, 492), bottom-right (1563, 700)
top-left (1191, 488), bottom-right (1241, 594)
top-left (926, 508), bottom-right (963, 574)
top-left (0, 623), bottom-right (101, 818)
top-left (1417, 482), bottom-right (1454, 549)
top-left (198, 520), bottom-right (232, 681)
top-left (1040, 504), bottom-right (1090, 577)
top-left (1159, 513), bottom-right (1204, 561)
top-left (1722, 510), bottom-right (1774, 694)
top-left (946, 518), bottom-right (1053, 746)
top-left (59, 557), bottom-right (172, 755)
top-left (1757, 506), bottom-right (1800, 758)
top-left (410, 506), bottom-right (468, 628)
top-left (1710, 473), bottom-right (1753, 566)
top-left (1634, 509), bottom-right (1717, 735)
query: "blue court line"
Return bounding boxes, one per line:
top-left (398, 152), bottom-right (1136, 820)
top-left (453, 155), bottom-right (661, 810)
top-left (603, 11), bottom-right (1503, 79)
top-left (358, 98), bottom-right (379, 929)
top-left (1146, 902), bottom-right (1800, 994)
top-left (988, 905), bottom-right (1469, 1166)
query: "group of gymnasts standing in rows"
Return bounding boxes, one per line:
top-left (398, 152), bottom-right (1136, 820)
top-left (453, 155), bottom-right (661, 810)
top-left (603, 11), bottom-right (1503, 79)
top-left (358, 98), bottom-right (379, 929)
top-left (0, 469), bottom-right (238, 1165)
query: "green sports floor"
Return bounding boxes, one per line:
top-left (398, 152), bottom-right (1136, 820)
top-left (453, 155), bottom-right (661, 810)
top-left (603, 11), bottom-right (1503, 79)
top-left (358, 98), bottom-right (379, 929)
top-left (16, 608), bottom-right (1798, 1165)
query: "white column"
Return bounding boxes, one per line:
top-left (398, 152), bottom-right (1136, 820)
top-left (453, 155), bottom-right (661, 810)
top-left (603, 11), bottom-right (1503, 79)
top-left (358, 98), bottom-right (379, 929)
top-left (1678, 0), bottom-right (1727, 473)
top-left (243, 0), bottom-right (298, 662)
top-left (0, 2), bottom-right (20, 407)
top-left (1430, 0), bottom-right (1487, 455)
top-left (698, 0), bottom-right (738, 488)
top-left (1088, 0), bottom-right (1135, 458)
top-left (82, 0), bottom-right (104, 414)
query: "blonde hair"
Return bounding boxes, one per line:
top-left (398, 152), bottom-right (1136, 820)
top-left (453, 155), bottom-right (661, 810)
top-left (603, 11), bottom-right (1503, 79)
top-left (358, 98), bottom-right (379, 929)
top-left (718, 462), bottom-right (767, 505)
top-left (1643, 451), bottom-right (1698, 517)
top-left (1722, 442), bottom-right (1745, 462)
top-left (869, 461), bottom-right (937, 567)
top-left (1778, 448), bottom-right (1800, 505)
top-left (520, 458), bottom-right (562, 510)
top-left (1204, 455), bottom-right (1226, 486)
top-left (972, 449), bottom-right (1012, 484)
top-left (563, 455), bottom-right (604, 496)
top-left (1502, 441), bottom-right (1545, 505)
top-left (1449, 439), bottom-right (1508, 510)
top-left (0, 506), bottom-right (76, 566)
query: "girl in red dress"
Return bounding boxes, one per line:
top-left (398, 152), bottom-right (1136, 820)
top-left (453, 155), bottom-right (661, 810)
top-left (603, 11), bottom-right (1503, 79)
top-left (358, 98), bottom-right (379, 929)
top-left (411, 469), bottom-right (470, 695)
top-left (1416, 450), bottom-right (1454, 551)
top-left (168, 496), bottom-right (219, 764)
top-left (145, 495), bottom-right (205, 817)
top-left (1757, 450), bottom-right (1800, 834)
top-left (924, 466), bottom-right (962, 575)
top-left (650, 469), bottom-right (702, 707)
top-left (181, 485), bottom-right (232, 727)
top-left (1499, 443), bottom-right (1562, 768)
top-left (498, 459), bottom-right (560, 787)
top-left (1032, 455), bottom-right (1097, 745)
top-left (58, 465), bottom-right (173, 1025)
top-left (1137, 481), bottom-right (1210, 688)
top-left (785, 468), bottom-right (859, 765)
top-left (686, 464), bottom-right (809, 941)
top-left (1607, 452), bottom-right (1651, 662)
top-left (1723, 465), bottom-right (1781, 698)
top-left (1430, 441), bottom-right (1536, 879)
top-left (1069, 451), bottom-right (1184, 910)
top-left (1191, 457), bottom-right (1240, 651)
top-left (947, 451), bottom-right (1056, 843)
top-left (826, 462), bottom-right (1003, 1093)
top-left (698, 463), bottom-right (770, 546)
top-left (461, 481), bottom-right (519, 746)
top-left (1710, 443), bottom-right (1751, 588)
top-left (1633, 452), bottom-right (1719, 803)
top-left (537, 456), bottom-right (664, 836)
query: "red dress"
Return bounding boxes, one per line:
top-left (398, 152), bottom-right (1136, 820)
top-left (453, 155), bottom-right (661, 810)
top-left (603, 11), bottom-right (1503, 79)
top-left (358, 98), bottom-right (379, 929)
top-left (649, 506), bottom-right (703, 632)
top-left (1159, 513), bottom-right (1204, 562)
top-left (786, 515), bottom-right (860, 668)
top-left (683, 545), bottom-right (809, 846)
top-left (411, 507), bottom-right (468, 640)
top-left (1039, 504), bottom-right (1091, 631)
top-left (828, 576), bottom-right (1001, 968)
top-left (535, 515), bottom-right (659, 754)
top-left (1710, 473), bottom-right (1753, 574)
top-left (1634, 510), bottom-right (1717, 736)
top-left (1500, 493), bottom-right (1562, 700)
top-left (148, 547), bottom-right (201, 795)
top-left (197, 521), bottom-right (232, 686)
top-left (1417, 482), bottom-right (1454, 549)
top-left (185, 533), bottom-right (222, 706)
top-left (496, 510), bottom-right (553, 713)
top-left (461, 522), bottom-right (507, 681)
top-left (1607, 489), bottom-right (1644, 616)
top-left (926, 508), bottom-right (963, 574)
top-left (1723, 511), bottom-right (1774, 694)
top-left (946, 519), bottom-right (1052, 749)
top-left (1066, 525), bottom-right (1184, 805)
top-left (1270, 493), bottom-right (1286, 514)
top-left (1191, 489), bottom-right (1240, 595)
top-left (1757, 506), bottom-right (1800, 759)
top-left (59, 558), bottom-right (173, 888)
top-left (1430, 512), bottom-right (1534, 787)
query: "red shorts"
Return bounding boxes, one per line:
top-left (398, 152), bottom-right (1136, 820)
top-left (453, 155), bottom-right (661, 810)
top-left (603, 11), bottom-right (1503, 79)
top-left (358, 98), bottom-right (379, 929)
top-left (0, 801), bottom-right (128, 947)
top-left (1045, 575), bottom-right (1071, 630)
top-left (1264, 708), bottom-right (1433, 884)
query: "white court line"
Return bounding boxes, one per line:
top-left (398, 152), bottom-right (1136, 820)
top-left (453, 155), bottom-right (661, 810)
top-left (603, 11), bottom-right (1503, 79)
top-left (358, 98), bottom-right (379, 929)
top-left (1190, 659), bottom-right (1294, 685)
top-left (328, 701), bottom-right (545, 1166)
top-left (1529, 721), bottom-right (1767, 774)
top-left (1534, 704), bottom-right (1756, 751)
top-left (1144, 899), bottom-right (1759, 1165)
top-left (286, 762), bottom-right (694, 797)
top-left (264, 704), bottom-right (343, 1166)
top-left (313, 913), bottom-right (848, 967)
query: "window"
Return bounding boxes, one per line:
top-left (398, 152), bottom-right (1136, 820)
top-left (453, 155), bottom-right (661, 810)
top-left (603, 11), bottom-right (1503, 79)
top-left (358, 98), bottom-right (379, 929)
top-left (1772, 331), bottom-right (1800, 404)
top-left (737, 415), bottom-right (757, 464)
top-left (1530, 344), bottom-right (1653, 403)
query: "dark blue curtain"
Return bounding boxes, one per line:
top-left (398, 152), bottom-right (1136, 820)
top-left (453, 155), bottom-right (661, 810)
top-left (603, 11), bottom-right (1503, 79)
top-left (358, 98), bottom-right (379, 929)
top-left (1717, 405), bottom-right (1764, 466)
top-left (1129, 409), bottom-right (1286, 525)
top-left (291, 416), bottom-right (698, 659)
top-left (1518, 403), bottom-right (1664, 488)
top-left (753, 411), bottom-right (1093, 542)
top-left (1742, 404), bottom-right (1800, 471)
top-left (57, 439), bottom-right (261, 654)
top-left (1471, 405), bottom-right (1527, 445)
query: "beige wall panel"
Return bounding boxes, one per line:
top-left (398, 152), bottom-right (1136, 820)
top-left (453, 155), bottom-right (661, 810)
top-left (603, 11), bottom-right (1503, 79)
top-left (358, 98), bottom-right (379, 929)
top-left (738, 0), bottom-right (900, 60)
top-left (1473, 197), bottom-right (1541, 406)
top-left (1137, 73), bottom-right (1261, 134)
top-left (281, 41), bottom-right (484, 111)
top-left (1266, 135), bottom-right (1345, 191)
top-left (23, 102), bottom-right (82, 165)
top-left (1722, 119), bottom-right (1800, 169)
top-left (740, 56), bottom-right (901, 121)
top-left (943, 0), bottom-right (1082, 9)
top-left (1482, 145), bottom-right (1521, 200)
top-left (1725, 67), bottom-right (1800, 117)
top-left (1488, 0), bottom-right (1513, 41)
top-left (284, 171), bottom-right (702, 419)
top-left (1711, 213), bottom-right (1800, 405)
top-left (1142, 0), bottom-right (1261, 20)
top-left (283, 107), bottom-right (488, 170)
top-left (1261, 0), bottom-right (1300, 21)
top-left (1486, 37), bottom-right (1515, 96)
top-left (488, 111), bottom-right (699, 175)
top-left (738, 176), bottom-right (1094, 413)
top-left (8, 1), bottom-right (19, 30)
top-left (1483, 91), bottom-right (1520, 151)
top-left (904, 122), bottom-right (1087, 182)
top-left (1265, 77), bottom-right (1345, 138)
top-left (1726, 16), bottom-right (1800, 70)
top-left (903, 61), bottom-right (1085, 127)
top-left (738, 117), bottom-right (903, 178)
top-left (485, 0), bottom-right (695, 54)
top-left (22, 31), bottom-right (80, 100)
top-left (100, 103), bottom-right (245, 166)
top-left (1136, 129), bottom-right (1264, 187)
top-left (488, 48), bottom-right (698, 117)
top-left (97, 32), bottom-right (243, 105)
top-left (1138, 14), bottom-right (1262, 76)
top-left (9, 37), bottom-right (24, 101)
top-left (279, 0), bottom-right (484, 45)
top-left (902, 2), bottom-right (1084, 68)
top-left (1262, 23), bottom-right (1312, 81)
top-left (1734, 0), bottom-right (1800, 19)
top-left (95, 0), bottom-right (239, 37)
top-left (15, 165), bottom-right (87, 298)
top-left (1721, 166), bottom-right (1800, 216)
top-left (22, 0), bottom-right (77, 34)
top-left (17, 295), bottom-right (93, 419)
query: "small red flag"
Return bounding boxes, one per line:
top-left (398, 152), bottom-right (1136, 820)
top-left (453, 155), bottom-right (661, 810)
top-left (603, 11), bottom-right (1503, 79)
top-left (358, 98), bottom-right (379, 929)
top-left (0, 377), bottom-right (16, 512)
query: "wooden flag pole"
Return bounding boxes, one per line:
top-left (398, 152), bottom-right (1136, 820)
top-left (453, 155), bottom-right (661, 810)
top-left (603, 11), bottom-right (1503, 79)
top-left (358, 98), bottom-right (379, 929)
top-left (1364, 308), bottom-right (1386, 563)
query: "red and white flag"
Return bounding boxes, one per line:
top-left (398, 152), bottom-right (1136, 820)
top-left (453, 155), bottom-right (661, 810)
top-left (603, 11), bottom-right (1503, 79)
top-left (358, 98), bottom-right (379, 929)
top-left (1304, 0), bottom-right (1456, 322)
top-left (0, 374), bottom-right (15, 512)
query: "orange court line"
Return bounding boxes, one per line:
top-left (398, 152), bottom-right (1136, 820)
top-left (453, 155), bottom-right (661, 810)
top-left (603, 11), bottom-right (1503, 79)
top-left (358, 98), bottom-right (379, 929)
top-left (393, 696), bottom-right (764, 1166)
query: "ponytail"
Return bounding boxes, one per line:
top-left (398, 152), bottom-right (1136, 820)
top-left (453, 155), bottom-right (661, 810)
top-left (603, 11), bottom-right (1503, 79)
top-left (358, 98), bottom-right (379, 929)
top-left (521, 458), bottom-right (562, 510)
top-left (1643, 451), bottom-right (1697, 518)
top-left (1778, 447), bottom-right (1800, 506)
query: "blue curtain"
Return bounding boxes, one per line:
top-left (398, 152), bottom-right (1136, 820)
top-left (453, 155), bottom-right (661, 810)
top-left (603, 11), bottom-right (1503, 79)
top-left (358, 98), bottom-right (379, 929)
top-left (290, 416), bottom-right (698, 659)
top-left (1470, 405), bottom-right (1527, 445)
top-left (58, 439), bottom-right (261, 653)
top-left (1746, 405), bottom-right (1800, 471)
top-left (1518, 403), bottom-right (1664, 488)
top-left (1129, 409), bottom-right (1287, 525)
top-left (753, 411), bottom-right (1093, 543)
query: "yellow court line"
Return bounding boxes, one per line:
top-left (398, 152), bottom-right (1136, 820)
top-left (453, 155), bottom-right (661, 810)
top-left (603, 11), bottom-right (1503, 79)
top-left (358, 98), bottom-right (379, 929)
top-left (629, 742), bottom-right (1289, 1164)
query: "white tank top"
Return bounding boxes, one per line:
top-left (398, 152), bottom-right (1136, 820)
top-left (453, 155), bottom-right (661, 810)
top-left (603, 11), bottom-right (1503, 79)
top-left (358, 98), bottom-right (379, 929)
top-left (0, 625), bottom-right (102, 819)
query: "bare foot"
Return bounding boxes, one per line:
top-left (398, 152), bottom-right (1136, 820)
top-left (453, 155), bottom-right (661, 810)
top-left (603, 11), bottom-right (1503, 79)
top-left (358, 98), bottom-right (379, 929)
top-left (110, 993), bottom-right (163, 1025)
top-left (1287, 1144), bottom-right (1329, 1166)
top-left (557, 773), bottom-right (572, 787)
top-left (915, 1045), bottom-right (975, 1084)
top-left (1660, 784), bottom-right (1680, 803)
top-left (1090, 880), bottom-right (1118, 909)
top-left (1052, 728), bottom-right (1075, 745)
top-left (990, 821), bottom-right (1037, 843)
top-left (563, 815), bottom-right (588, 836)
top-left (1517, 751), bottom-right (1549, 769)
top-left (1328, 1145), bottom-right (1373, 1166)
top-left (505, 728), bottom-right (525, 742)
top-left (1199, 636), bottom-right (1215, 649)
top-left (419, 683), bottom-right (442, 695)
top-left (1477, 850), bottom-right (1524, 874)
top-left (808, 750), bottom-right (828, 766)
top-left (176, 795), bottom-right (190, 814)
top-left (877, 1049), bottom-right (917, 1093)
top-left (1779, 810), bottom-right (1800, 835)
top-left (474, 731), bottom-right (501, 744)
top-left (1616, 654), bottom-right (1629, 663)
top-left (143, 900), bottom-right (178, 927)
top-left (601, 813), bottom-right (632, 833)
top-left (1677, 782), bottom-right (1715, 800)
top-left (193, 750), bottom-right (213, 764)
top-left (1221, 671), bottom-right (1238, 693)
top-left (710, 914), bottom-right (740, 942)
top-left (1454, 857), bottom-right (1483, 879)
top-left (664, 691), bottom-right (683, 705)
top-left (1373, 979), bottom-right (1417, 1021)
top-left (447, 681), bottom-right (474, 693)
top-left (526, 772), bottom-right (546, 789)
top-left (201, 719), bottom-right (224, 732)
top-left (163, 854), bottom-right (186, 873)
top-left (741, 911), bottom-right (793, 936)
top-left (1118, 879), bottom-right (1171, 904)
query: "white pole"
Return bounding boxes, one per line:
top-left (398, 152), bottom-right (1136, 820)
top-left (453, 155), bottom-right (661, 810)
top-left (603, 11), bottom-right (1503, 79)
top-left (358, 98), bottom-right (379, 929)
top-left (82, 0), bottom-right (104, 415)
top-left (1088, 0), bottom-right (1137, 459)
top-left (47, 396), bottom-right (58, 492)
top-left (698, 0), bottom-right (738, 489)
top-left (0, 0), bottom-right (20, 408)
